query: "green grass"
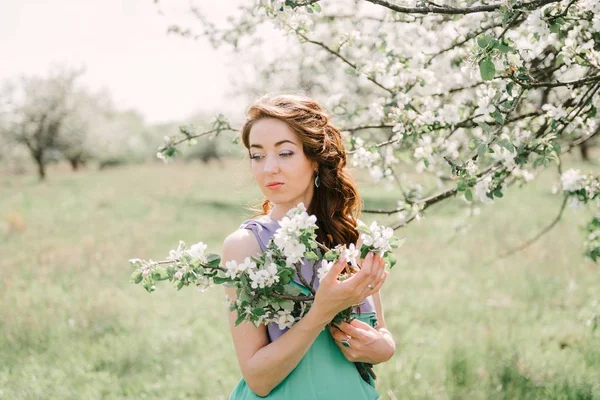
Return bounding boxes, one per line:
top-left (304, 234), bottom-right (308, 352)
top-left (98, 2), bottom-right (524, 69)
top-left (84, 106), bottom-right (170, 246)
top-left (1, 157), bottom-right (599, 399)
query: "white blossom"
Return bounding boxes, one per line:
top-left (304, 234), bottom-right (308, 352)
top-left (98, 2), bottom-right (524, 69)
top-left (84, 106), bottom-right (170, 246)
top-left (360, 221), bottom-right (394, 254)
top-left (465, 159), bottom-right (478, 177)
top-left (186, 242), bottom-right (208, 261)
top-left (474, 175), bottom-right (493, 204)
top-left (248, 262), bottom-right (280, 289)
top-left (341, 243), bottom-right (360, 271)
top-left (275, 309), bottom-right (295, 330)
top-left (224, 257), bottom-right (257, 280)
top-left (167, 241), bottom-right (185, 261)
top-left (561, 169), bottom-right (586, 192)
top-left (317, 259), bottom-right (333, 280)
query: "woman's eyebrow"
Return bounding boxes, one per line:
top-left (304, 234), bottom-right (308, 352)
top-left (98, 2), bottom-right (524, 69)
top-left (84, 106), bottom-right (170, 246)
top-left (249, 140), bottom-right (298, 149)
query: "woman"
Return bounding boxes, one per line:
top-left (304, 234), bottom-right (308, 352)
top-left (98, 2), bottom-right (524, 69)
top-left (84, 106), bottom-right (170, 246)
top-left (223, 94), bottom-right (396, 399)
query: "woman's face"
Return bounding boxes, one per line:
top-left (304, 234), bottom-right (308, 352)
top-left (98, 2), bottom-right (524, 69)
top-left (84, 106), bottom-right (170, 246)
top-left (248, 118), bottom-right (317, 216)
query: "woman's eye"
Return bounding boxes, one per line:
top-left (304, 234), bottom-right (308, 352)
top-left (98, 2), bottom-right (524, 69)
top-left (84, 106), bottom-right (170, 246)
top-left (250, 152), bottom-right (292, 160)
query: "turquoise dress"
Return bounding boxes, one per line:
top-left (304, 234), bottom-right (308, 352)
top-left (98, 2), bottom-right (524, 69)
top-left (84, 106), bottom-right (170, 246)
top-left (228, 217), bottom-right (381, 400)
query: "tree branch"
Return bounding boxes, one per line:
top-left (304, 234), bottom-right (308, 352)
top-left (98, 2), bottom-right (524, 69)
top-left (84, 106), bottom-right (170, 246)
top-left (363, 0), bottom-right (562, 15)
top-left (295, 31), bottom-right (396, 95)
top-left (425, 21), bottom-right (504, 67)
top-left (489, 194), bottom-right (568, 262)
top-left (270, 293), bottom-right (315, 301)
top-left (512, 74), bottom-right (600, 89)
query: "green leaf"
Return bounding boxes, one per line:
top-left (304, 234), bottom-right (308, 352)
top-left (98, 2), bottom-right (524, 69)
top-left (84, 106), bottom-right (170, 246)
top-left (498, 139), bottom-right (516, 153)
top-left (312, 3), bottom-right (321, 12)
top-left (494, 41), bottom-right (511, 53)
top-left (234, 311), bottom-right (246, 326)
top-left (213, 276), bottom-right (231, 285)
top-left (283, 284), bottom-right (304, 296)
top-left (551, 142), bottom-right (561, 154)
top-left (252, 307), bottom-right (266, 316)
top-left (131, 270), bottom-right (143, 284)
top-left (305, 251), bottom-right (319, 261)
top-left (549, 21), bottom-right (562, 33)
top-left (153, 267), bottom-right (169, 280)
top-left (360, 246), bottom-right (371, 259)
top-left (476, 121), bottom-right (491, 133)
top-left (491, 109), bottom-right (504, 124)
top-left (384, 252), bottom-right (397, 269)
top-left (465, 189), bottom-right (473, 202)
top-left (477, 144), bottom-right (488, 159)
top-left (355, 220), bottom-right (371, 235)
top-left (279, 273), bottom-right (291, 285)
top-left (506, 81), bottom-right (514, 96)
top-left (206, 253), bottom-right (220, 267)
top-left (324, 250), bottom-right (338, 261)
top-left (479, 58), bottom-right (496, 81)
top-left (389, 236), bottom-right (403, 248)
top-left (280, 300), bottom-right (295, 311)
top-left (477, 34), bottom-right (493, 49)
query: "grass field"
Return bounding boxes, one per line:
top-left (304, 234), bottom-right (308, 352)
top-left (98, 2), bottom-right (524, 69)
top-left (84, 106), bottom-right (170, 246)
top-left (1, 156), bottom-right (599, 399)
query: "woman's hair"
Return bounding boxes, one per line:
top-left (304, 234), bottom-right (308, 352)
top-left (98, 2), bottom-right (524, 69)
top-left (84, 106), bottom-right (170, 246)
top-left (240, 94), bottom-right (362, 248)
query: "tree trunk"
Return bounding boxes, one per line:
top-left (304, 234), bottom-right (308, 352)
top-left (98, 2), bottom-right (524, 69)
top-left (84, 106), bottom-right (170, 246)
top-left (69, 158), bottom-right (80, 171)
top-left (35, 156), bottom-right (46, 180)
top-left (580, 141), bottom-right (590, 162)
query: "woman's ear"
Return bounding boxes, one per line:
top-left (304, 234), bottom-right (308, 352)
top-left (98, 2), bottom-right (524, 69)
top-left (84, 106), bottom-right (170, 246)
top-left (312, 160), bottom-right (319, 173)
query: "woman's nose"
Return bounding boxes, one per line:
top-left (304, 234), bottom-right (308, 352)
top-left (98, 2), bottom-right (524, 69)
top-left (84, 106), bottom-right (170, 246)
top-left (263, 155), bottom-right (280, 173)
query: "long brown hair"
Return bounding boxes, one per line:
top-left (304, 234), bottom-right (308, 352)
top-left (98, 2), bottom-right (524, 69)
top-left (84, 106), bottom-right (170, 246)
top-left (241, 94), bottom-right (362, 248)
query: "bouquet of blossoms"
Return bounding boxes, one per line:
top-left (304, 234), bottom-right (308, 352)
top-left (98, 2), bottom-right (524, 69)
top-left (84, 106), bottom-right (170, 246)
top-left (129, 203), bottom-right (404, 328)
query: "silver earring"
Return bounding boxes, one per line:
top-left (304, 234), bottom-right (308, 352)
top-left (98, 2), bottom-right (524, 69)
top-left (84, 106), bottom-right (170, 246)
top-left (314, 172), bottom-right (320, 188)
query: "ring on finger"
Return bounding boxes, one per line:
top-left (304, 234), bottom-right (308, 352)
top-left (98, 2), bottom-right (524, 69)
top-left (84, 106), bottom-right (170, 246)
top-left (340, 337), bottom-right (351, 348)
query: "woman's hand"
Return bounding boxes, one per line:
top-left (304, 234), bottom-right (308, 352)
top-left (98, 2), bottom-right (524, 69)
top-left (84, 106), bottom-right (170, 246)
top-left (328, 319), bottom-right (395, 364)
top-left (312, 252), bottom-right (388, 322)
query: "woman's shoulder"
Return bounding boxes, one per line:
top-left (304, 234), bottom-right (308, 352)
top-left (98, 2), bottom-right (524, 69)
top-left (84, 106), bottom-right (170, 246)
top-left (223, 227), bottom-right (260, 254)
top-left (222, 216), bottom-right (274, 258)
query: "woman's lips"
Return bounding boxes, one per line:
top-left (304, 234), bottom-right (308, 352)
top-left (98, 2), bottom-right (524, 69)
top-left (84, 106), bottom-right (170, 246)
top-left (267, 183), bottom-right (284, 190)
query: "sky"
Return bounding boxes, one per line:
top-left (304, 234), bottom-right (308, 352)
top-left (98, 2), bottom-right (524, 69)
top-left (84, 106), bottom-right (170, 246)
top-left (0, 0), bottom-right (250, 124)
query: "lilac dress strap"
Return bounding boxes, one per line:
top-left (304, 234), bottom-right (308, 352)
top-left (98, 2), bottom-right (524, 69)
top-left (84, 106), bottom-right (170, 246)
top-left (239, 215), bottom-right (376, 342)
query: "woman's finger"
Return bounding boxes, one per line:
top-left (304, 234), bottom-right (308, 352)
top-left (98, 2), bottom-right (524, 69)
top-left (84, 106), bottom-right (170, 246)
top-left (356, 253), bottom-right (380, 293)
top-left (323, 256), bottom-right (347, 283)
top-left (343, 253), bottom-right (373, 289)
top-left (357, 253), bottom-right (381, 295)
top-left (329, 328), bottom-right (346, 342)
top-left (371, 271), bottom-right (388, 293)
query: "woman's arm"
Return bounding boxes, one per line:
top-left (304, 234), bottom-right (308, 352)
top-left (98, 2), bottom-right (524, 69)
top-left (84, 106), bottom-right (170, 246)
top-left (371, 291), bottom-right (396, 364)
top-left (223, 229), bottom-right (332, 397)
top-left (328, 277), bottom-right (396, 365)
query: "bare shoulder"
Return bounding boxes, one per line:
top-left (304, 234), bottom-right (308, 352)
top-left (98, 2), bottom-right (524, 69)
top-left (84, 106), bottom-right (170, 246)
top-left (222, 228), bottom-right (262, 262)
